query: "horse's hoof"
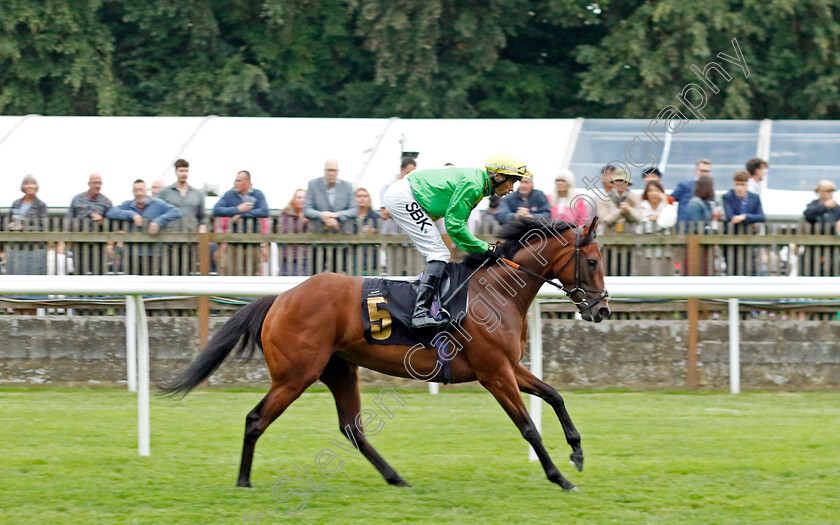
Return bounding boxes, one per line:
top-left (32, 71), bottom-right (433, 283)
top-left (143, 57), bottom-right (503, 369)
top-left (388, 478), bottom-right (412, 488)
top-left (570, 452), bottom-right (584, 472)
top-left (236, 480), bottom-right (252, 488)
top-left (564, 485), bottom-right (579, 492)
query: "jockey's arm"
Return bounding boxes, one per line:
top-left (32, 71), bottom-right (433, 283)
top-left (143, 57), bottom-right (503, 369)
top-left (444, 179), bottom-right (490, 254)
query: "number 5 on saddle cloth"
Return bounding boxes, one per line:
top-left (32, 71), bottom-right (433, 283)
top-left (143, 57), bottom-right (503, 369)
top-left (361, 263), bottom-right (473, 382)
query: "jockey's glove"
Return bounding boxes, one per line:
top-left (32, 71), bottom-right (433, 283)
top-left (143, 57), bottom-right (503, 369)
top-left (484, 246), bottom-right (502, 263)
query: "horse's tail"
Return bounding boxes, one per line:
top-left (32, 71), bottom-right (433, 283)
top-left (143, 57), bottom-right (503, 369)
top-left (158, 295), bottom-right (277, 398)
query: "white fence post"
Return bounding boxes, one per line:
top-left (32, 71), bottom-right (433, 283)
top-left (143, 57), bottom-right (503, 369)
top-left (134, 295), bottom-right (151, 456)
top-left (729, 298), bottom-right (740, 394)
top-left (528, 300), bottom-right (543, 462)
top-left (125, 296), bottom-right (137, 393)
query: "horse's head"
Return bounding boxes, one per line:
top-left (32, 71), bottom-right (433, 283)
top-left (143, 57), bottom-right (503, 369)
top-left (550, 217), bottom-right (610, 323)
top-left (495, 216), bottom-right (610, 323)
top-left (467, 216), bottom-right (611, 322)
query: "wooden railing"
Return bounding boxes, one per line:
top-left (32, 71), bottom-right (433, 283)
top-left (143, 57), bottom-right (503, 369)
top-left (0, 217), bottom-right (837, 278)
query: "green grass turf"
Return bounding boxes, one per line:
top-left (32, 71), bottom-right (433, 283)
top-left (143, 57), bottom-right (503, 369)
top-left (1, 388), bottom-right (839, 524)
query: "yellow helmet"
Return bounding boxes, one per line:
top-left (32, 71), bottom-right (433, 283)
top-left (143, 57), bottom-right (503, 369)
top-left (485, 152), bottom-right (532, 179)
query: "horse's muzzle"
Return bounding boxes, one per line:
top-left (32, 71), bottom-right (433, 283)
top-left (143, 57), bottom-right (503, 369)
top-left (580, 303), bottom-right (611, 323)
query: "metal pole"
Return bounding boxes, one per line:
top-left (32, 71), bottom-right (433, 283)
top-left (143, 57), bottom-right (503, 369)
top-left (729, 298), bottom-right (740, 394)
top-left (528, 300), bottom-right (543, 462)
top-left (134, 295), bottom-right (151, 456)
top-left (125, 296), bottom-right (137, 392)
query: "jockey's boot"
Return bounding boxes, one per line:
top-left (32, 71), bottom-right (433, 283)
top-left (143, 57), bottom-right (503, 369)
top-left (411, 260), bottom-right (449, 329)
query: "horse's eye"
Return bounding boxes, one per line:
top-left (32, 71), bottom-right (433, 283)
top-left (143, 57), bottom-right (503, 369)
top-left (587, 259), bottom-right (597, 269)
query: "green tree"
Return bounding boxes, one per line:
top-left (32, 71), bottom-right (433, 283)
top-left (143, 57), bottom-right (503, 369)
top-left (347, 0), bottom-right (604, 117)
top-left (0, 0), bottom-right (118, 115)
top-left (576, 0), bottom-right (840, 119)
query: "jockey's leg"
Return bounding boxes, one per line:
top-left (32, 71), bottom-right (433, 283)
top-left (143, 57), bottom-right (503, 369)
top-left (382, 178), bottom-right (451, 329)
top-left (411, 259), bottom-right (448, 328)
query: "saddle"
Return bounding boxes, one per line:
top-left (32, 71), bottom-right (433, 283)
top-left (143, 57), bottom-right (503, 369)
top-left (361, 263), bottom-right (473, 382)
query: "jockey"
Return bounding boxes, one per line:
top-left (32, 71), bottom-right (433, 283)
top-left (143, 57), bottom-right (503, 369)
top-left (383, 152), bottom-right (530, 328)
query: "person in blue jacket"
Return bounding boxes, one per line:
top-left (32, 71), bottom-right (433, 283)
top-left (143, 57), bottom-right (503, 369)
top-left (213, 170), bottom-right (269, 232)
top-left (106, 179), bottom-right (181, 234)
top-left (722, 171), bottom-right (765, 231)
top-left (106, 179), bottom-right (182, 273)
top-left (494, 173), bottom-right (551, 224)
top-left (671, 159), bottom-right (712, 222)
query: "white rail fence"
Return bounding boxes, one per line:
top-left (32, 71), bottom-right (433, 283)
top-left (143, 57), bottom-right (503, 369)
top-left (1, 275), bottom-right (839, 458)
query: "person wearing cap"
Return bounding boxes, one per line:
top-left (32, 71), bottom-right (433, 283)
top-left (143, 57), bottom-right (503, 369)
top-left (804, 180), bottom-right (840, 232)
top-left (494, 171), bottom-right (550, 225)
top-left (383, 153), bottom-right (527, 328)
top-left (595, 165), bottom-right (642, 232)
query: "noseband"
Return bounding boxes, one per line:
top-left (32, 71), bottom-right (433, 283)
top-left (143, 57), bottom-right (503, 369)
top-left (499, 227), bottom-right (609, 312)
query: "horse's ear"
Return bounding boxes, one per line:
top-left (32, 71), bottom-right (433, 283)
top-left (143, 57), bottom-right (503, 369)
top-left (586, 216), bottom-right (599, 236)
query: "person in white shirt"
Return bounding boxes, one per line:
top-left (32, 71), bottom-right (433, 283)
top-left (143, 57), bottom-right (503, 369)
top-left (638, 180), bottom-right (677, 233)
top-left (745, 157), bottom-right (768, 195)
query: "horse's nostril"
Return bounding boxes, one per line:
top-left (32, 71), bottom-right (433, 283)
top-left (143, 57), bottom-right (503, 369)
top-left (599, 307), bottom-right (611, 319)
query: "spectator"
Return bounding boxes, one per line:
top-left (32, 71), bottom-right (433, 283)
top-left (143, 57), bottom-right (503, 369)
top-left (303, 159), bottom-right (358, 233)
top-left (66, 173), bottom-right (113, 225)
top-left (158, 159), bottom-right (207, 233)
top-left (642, 167), bottom-right (675, 203)
top-left (804, 180), bottom-right (840, 233)
top-left (745, 157), bottom-right (768, 195)
top-left (549, 169), bottom-right (579, 218)
top-left (595, 166), bottom-right (642, 232)
top-left (722, 171), bottom-right (765, 230)
top-left (280, 189), bottom-right (308, 234)
top-left (9, 175), bottom-right (47, 231)
top-left (549, 169), bottom-right (592, 226)
top-left (495, 173), bottom-right (551, 224)
top-left (638, 180), bottom-right (677, 233)
top-left (213, 170), bottom-right (270, 232)
top-left (66, 173), bottom-right (115, 274)
top-left (150, 179), bottom-right (165, 198)
top-left (278, 189), bottom-right (308, 276)
top-left (106, 179), bottom-right (181, 234)
top-left (722, 171), bottom-right (765, 275)
top-left (685, 175), bottom-right (715, 226)
top-left (379, 157), bottom-right (417, 222)
top-left (672, 159), bottom-right (713, 222)
top-left (106, 180), bottom-right (181, 274)
top-left (6, 175), bottom-right (48, 275)
top-left (354, 188), bottom-right (380, 234)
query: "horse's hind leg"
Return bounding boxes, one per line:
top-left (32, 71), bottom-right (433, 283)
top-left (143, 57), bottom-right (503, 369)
top-left (320, 356), bottom-right (410, 487)
top-left (478, 366), bottom-right (576, 490)
top-left (514, 363), bottom-right (583, 472)
top-left (237, 381), bottom-right (313, 487)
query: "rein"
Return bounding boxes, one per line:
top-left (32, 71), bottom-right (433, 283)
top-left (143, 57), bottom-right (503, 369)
top-left (497, 227), bottom-right (609, 310)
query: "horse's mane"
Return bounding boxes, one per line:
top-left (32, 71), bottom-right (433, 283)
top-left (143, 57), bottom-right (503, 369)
top-left (463, 217), bottom-right (577, 268)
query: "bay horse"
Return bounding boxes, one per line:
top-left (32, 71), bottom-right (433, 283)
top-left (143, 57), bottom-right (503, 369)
top-left (161, 216), bottom-right (610, 491)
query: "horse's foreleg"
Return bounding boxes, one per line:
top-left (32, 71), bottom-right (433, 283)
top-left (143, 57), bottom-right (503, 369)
top-left (514, 363), bottom-right (583, 472)
top-left (320, 356), bottom-right (410, 487)
top-left (479, 367), bottom-right (576, 490)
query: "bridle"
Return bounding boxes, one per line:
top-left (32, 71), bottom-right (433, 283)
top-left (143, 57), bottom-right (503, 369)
top-left (499, 227), bottom-right (609, 312)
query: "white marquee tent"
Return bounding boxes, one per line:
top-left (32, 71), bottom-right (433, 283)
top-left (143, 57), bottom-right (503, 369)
top-left (1, 115), bottom-right (835, 219)
top-left (0, 116), bottom-right (575, 212)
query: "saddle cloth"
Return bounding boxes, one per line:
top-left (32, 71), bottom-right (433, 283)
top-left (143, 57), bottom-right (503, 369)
top-left (361, 262), bottom-right (472, 347)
